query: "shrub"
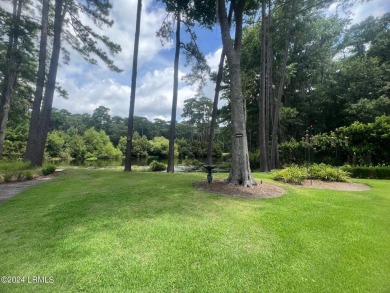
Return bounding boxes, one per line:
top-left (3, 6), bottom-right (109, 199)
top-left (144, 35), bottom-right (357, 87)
top-left (183, 158), bottom-right (200, 166)
top-left (149, 160), bottom-right (167, 172)
top-left (42, 165), bottom-right (56, 176)
top-left (249, 151), bottom-right (260, 170)
top-left (272, 164), bottom-right (349, 184)
top-left (16, 172), bottom-right (25, 181)
top-left (308, 163), bottom-right (349, 182)
top-left (24, 170), bottom-right (33, 180)
top-left (341, 166), bottom-right (390, 179)
top-left (3, 172), bottom-right (14, 182)
top-left (272, 165), bottom-right (307, 184)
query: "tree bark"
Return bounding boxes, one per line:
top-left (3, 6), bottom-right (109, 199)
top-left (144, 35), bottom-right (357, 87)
top-left (0, 0), bottom-right (23, 158)
top-left (270, 3), bottom-right (294, 170)
top-left (25, 0), bottom-right (49, 164)
top-left (124, 0), bottom-right (142, 172)
top-left (206, 49), bottom-right (225, 165)
top-left (30, 0), bottom-right (66, 166)
top-left (167, 12), bottom-right (181, 173)
top-left (258, 0), bottom-right (269, 172)
top-left (206, 5), bottom-right (232, 165)
top-left (217, 0), bottom-right (255, 186)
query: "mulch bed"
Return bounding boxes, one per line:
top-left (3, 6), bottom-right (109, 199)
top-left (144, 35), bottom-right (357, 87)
top-left (194, 178), bottom-right (372, 198)
top-left (298, 180), bottom-right (371, 191)
top-left (193, 179), bottom-right (286, 199)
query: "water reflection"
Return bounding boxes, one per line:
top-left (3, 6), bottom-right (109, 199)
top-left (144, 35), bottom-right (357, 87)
top-left (51, 156), bottom-right (227, 169)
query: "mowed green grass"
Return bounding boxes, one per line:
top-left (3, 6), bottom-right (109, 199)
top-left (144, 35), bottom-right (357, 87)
top-left (0, 169), bottom-right (389, 293)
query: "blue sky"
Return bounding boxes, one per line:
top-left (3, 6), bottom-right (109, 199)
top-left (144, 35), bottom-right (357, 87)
top-left (8, 0), bottom-right (389, 121)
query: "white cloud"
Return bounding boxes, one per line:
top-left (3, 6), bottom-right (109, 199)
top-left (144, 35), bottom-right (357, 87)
top-left (350, 0), bottom-right (390, 24)
top-left (54, 66), bottom-right (198, 121)
top-left (206, 48), bottom-right (223, 72)
top-left (328, 0), bottom-right (390, 24)
top-left (109, 0), bottom-right (170, 67)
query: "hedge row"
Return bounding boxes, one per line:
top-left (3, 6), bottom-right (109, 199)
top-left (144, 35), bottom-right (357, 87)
top-left (341, 166), bottom-right (390, 179)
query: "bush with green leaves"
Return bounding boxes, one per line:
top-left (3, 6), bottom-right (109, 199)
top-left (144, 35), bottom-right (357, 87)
top-left (24, 170), bottom-right (33, 180)
top-left (149, 160), bottom-right (167, 172)
top-left (272, 164), bottom-right (349, 184)
top-left (117, 132), bottom-right (152, 158)
top-left (83, 128), bottom-right (122, 160)
top-left (3, 172), bottom-right (15, 182)
top-left (272, 165), bottom-right (308, 184)
top-left (42, 165), bottom-right (56, 176)
top-left (249, 151), bottom-right (260, 169)
top-left (182, 158), bottom-right (200, 166)
top-left (341, 165), bottom-right (390, 179)
top-left (46, 130), bottom-right (68, 158)
top-left (149, 137), bottom-right (176, 158)
top-left (279, 139), bottom-right (306, 166)
top-left (308, 163), bottom-right (349, 182)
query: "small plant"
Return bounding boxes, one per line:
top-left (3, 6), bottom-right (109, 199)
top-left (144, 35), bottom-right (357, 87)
top-left (272, 165), bottom-right (307, 184)
top-left (183, 158), bottom-right (200, 166)
top-left (149, 160), bottom-right (167, 172)
top-left (42, 165), bottom-right (56, 176)
top-left (24, 170), bottom-right (34, 180)
top-left (3, 171), bottom-right (14, 182)
top-left (16, 172), bottom-right (25, 181)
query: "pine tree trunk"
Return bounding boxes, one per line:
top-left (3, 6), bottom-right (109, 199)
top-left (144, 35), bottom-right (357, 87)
top-left (206, 49), bottom-right (225, 165)
top-left (124, 0), bottom-right (142, 172)
top-left (270, 4), bottom-right (294, 170)
top-left (259, 0), bottom-right (269, 172)
top-left (31, 0), bottom-right (66, 167)
top-left (25, 0), bottom-right (49, 164)
top-left (207, 5), bottom-right (233, 165)
top-left (217, 0), bottom-right (255, 186)
top-left (0, 1), bottom-right (17, 125)
top-left (0, 0), bottom-right (23, 158)
top-left (167, 12), bottom-right (181, 173)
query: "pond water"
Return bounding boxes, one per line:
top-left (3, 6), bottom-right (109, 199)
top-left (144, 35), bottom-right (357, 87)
top-left (52, 156), bottom-right (228, 171)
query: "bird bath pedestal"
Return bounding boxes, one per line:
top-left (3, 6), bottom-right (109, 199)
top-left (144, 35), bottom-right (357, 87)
top-left (203, 165), bottom-right (216, 183)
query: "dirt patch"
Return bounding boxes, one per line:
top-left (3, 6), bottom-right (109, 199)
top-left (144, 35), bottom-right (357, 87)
top-left (298, 180), bottom-right (371, 191)
top-left (194, 179), bottom-right (286, 199)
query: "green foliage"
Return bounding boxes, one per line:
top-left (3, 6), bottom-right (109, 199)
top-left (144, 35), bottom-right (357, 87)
top-left (0, 160), bottom-right (31, 172)
top-left (272, 164), bottom-right (349, 184)
top-left (117, 132), bottom-right (152, 158)
top-left (176, 138), bottom-right (222, 159)
top-left (0, 161), bottom-right (34, 182)
top-left (182, 158), bottom-right (200, 166)
top-left (149, 136), bottom-right (174, 158)
top-left (272, 165), bottom-right (307, 184)
top-left (23, 170), bottom-right (33, 180)
top-left (338, 115), bottom-right (390, 165)
top-left (68, 134), bottom-right (87, 161)
top-left (149, 160), bottom-right (167, 172)
top-left (42, 165), bottom-right (56, 176)
top-left (83, 128), bottom-right (122, 160)
top-left (279, 139), bottom-right (305, 165)
top-left (345, 97), bottom-right (390, 124)
top-left (46, 130), bottom-right (68, 158)
top-left (341, 166), bottom-right (390, 179)
top-left (279, 116), bottom-right (390, 166)
top-left (249, 150), bottom-right (260, 169)
top-left (308, 163), bottom-right (349, 182)
top-left (1, 119), bottom-right (28, 159)
top-left (3, 171), bottom-right (15, 182)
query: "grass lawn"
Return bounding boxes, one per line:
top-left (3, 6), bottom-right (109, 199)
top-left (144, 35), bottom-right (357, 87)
top-left (0, 169), bottom-right (389, 292)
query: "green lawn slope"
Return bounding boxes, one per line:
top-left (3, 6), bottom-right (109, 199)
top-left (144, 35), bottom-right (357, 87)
top-left (0, 169), bottom-right (389, 292)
